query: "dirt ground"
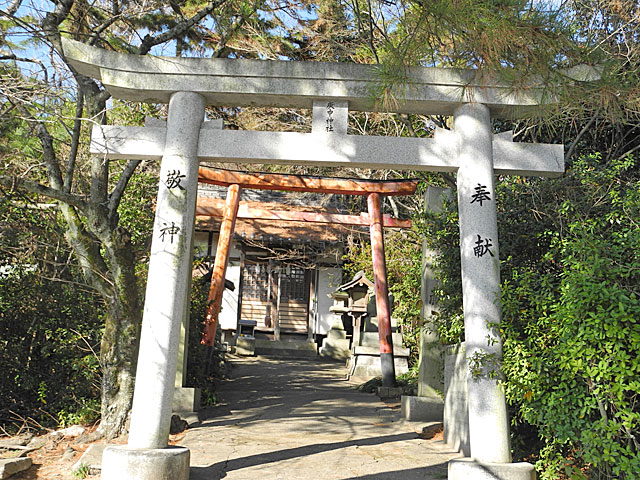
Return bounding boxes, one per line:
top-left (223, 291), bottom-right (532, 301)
top-left (1, 426), bottom-right (104, 480)
top-left (2, 427), bottom-right (186, 479)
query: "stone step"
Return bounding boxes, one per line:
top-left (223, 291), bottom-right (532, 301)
top-left (353, 345), bottom-right (410, 357)
top-left (255, 339), bottom-right (318, 358)
top-left (0, 458), bottom-right (32, 479)
top-left (359, 332), bottom-right (403, 346)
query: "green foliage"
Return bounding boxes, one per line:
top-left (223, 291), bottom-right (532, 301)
top-left (111, 167), bottom-right (157, 252)
top-left (0, 269), bottom-right (102, 431)
top-left (72, 463), bottom-right (90, 479)
top-left (185, 263), bottom-right (229, 388)
top-left (500, 155), bottom-right (640, 479)
top-left (417, 194), bottom-right (464, 345)
top-left (0, 199), bottom-right (103, 432)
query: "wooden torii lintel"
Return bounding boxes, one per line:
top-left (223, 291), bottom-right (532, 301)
top-left (198, 167), bottom-right (419, 196)
top-left (196, 197), bottom-right (412, 229)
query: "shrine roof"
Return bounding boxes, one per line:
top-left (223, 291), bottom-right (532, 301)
top-left (195, 187), bottom-right (356, 244)
top-left (62, 38), bottom-right (557, 118)
top-left (195, 217), bottom-right (354, 245)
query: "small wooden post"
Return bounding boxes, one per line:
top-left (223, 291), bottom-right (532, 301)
top-left (202, 184), bottom-right (241, 346)
top-left (367, 192), bottom-right (396, 387)
top-left (307, 269), bottom-right (315, 342)
top-left (274, 268), bottom-right (282, 341)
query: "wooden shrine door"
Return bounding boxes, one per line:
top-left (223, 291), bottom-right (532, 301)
top-left (240, 260), bottom-right (310, 333)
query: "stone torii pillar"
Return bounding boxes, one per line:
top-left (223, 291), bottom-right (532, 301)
top-left (102, 92), bottom-right (204, 479)
top-left (453, 103), bottom-right (510, 465)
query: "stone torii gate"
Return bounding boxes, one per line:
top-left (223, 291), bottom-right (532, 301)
top-left (62, 38), bottom-right (563, 480)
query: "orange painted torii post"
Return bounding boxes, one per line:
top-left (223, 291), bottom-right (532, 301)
top-left (200, 184), bottom-right (241, 346)
top-left (198, 168), bottom-right (417, 387)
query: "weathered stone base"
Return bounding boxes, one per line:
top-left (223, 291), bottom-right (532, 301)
top-left (448, 458), bottom-right (536, 480)
top-left (319, 329), bottom-right (350, 361)
top-left (348, 346), bottom-right (409, 379)
top-left (376, 386), bottom-right (403, 398)
top-left (444, 343), bottom-right (470, 455)
top-left (173, 386), bottom-right (201, 412)
top-left (401, 395), bottom-right (443, 421)
top-left (0, 457), bottom-right (32, 479)
top-left (73, 444), bottom-right (106, 476)
top-left (101, 445), bottom-right (190, 480)
top-left (319, 340), bottom-right (350, 360)
top-left (236, 337), bottom-right (256, 356)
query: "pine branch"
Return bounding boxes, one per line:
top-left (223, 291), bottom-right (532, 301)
top-left (137, 2), bottom-right (225, 55)
top-left (212, 14), bottom-right (250, 58)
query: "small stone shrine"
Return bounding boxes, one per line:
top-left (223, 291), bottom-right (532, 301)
top-left (321, 272), bottom-right (409, 378)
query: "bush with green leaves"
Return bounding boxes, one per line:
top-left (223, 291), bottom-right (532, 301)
top-left (0, 203), bottom-right (103, 431)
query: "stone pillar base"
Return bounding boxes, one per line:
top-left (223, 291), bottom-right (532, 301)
top-left (449, 458), bottom-right (536, 480)
top-left (236, 336), bottom-right (256, 356)
top-left (102, 445), bottom-right (190, 480)
top-left (400, 395), bottom-right (443, 421)
top-left (173, 386), bottom-right (201, 413)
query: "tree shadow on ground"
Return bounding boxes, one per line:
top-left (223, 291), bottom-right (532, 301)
top-left (193, 356), bottom-right (389, 435)
top-left (190, 432), bottom-right (434, 479)
top-left (340, 464), bottom-right (449, 480)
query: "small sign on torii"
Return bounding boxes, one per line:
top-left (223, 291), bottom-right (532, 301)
top-left (61, 37), bottom-right (564, 479)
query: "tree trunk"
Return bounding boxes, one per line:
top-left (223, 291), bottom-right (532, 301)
top-left (96, 226), bottom-right (141, 439)
top-left (58, 202), bottom-right (142, 440)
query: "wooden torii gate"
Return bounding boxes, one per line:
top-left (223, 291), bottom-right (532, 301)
top-left (197, 167), bottom-right (418, 387)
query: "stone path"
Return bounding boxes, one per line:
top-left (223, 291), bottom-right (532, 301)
top-left (182, 354), bottom-right (460, 479)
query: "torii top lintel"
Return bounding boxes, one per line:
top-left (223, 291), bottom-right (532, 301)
top-left (198, 168), bottom-right (418, 196)
top-left (62, 38), bottom-right (551, 118)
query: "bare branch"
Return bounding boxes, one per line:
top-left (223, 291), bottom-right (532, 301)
top-left (41, 0), bottom-right (74, 43)
top-left (566, 109), bottom-right (600, 161)
top-left (0, 175), bottom-right (88, 211)
top-left (108, 159), bottom-right (141, 221)
top-left (64, 88), bottom-right (84, 193)
top-left (365, 0), bottom-right (380, 63)
top-left (5, 0), bottom-right (24, 16)
top-left (398, 114), bottom-right (417, 137)
top-left (89, 13), bottom-right (124, 46)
